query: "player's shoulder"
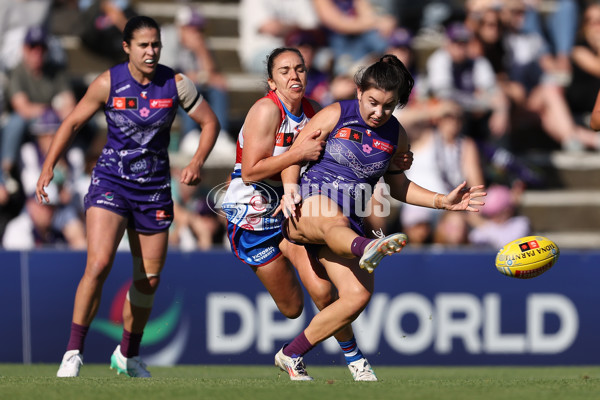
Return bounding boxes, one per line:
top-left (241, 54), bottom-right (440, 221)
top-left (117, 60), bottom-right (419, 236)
top-left (88, 70), bottom-right (112, 93)
top-left (317, 101), bottom-right (341, 117)
top-left (249, 96), bottom-right (282, 120)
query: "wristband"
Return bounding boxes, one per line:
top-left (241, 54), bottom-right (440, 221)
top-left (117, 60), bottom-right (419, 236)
top-left (385, 170), bottom-right (405, 175)
top-left (433, 193), bottom-right (441, 209)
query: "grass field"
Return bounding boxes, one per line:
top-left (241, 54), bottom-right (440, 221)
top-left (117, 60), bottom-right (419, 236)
top-left (1, 364), bottom-right (599, 400)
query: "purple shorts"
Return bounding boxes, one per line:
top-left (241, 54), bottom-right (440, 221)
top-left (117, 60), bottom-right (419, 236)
top-left (84, 182), bottom-right (173, 233)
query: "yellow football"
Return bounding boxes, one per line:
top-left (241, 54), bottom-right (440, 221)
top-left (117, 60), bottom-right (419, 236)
top-left (495, 235), bottom-right (560, 279)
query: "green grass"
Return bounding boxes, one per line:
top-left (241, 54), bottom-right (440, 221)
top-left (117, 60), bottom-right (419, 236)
top-left (1, 364), bottom-right (599, 400)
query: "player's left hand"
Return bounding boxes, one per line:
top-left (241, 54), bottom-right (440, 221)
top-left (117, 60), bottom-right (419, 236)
top-left (181, 162), bottom-right (203, 185)
top-left (278, 184), bottom-right (302, 218)
top-left (392, 146), bottom-right (413, 171)
top-left (440, 181), bottom-right (486, 212)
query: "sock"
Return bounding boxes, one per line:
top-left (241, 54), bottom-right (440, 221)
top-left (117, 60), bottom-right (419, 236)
top-left (351, 236), bottom-right (373, 258)
top-left (66, 322), bottom-right (89, 353)
top-left (338, 336), bottom-right (364, 365)
top-left (120, 329), bottom-right (144, 358)
top-left (282, 331), bottom-right (314, 358)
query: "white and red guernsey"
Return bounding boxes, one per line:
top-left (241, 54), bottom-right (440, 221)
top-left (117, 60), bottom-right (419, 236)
top-left (221, 90), bottom-right (316, 231)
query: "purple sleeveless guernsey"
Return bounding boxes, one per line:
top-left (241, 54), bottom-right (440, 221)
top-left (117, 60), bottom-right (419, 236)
top-left (301, 99), bottom-right (399, 234)
top-left (91, 62), bottom-right (177, 190)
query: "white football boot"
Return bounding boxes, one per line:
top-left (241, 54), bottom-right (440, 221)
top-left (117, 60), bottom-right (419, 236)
top-left (56, 350), bottom-right (83, 377)
top-left (110, 345), bottom-right (151, 378)
top-left (274, 347), bottom-right (313, 381)
top-left (359, 232), bottom-right (408, 273)
top-left (348, 358), bottom-right (378, 381)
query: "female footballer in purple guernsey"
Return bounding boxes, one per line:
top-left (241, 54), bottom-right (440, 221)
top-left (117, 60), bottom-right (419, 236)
top-left (275, 55), bottom-right (486, 379)
top-left (36, 16), bottom-right (220, 378)
top-left (222, 47), bottom-right (406, 381)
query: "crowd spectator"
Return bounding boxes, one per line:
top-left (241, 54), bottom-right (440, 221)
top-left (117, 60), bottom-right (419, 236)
top-left (158, 6), bottom-right (236, 169)
top-left (387, 27), bottom-right (438, 140)
top-left (425, 21), bottom-right (510, 144)
top-left (311, 0), bottom-right (397, 75)
top-left (468, 183), bottom-right (531, 248)
top-left (167, 6), bottom-right (231, 138)
top-left (3, 109), bottom-right (86, 249)
top-left (520, 0), bottom-right (579, 86)
top-left (566, 2), bottom-right (600, 132)
top-left (499, 0), bottom-right (599, 151)
top-left (3, 25), bottom-right (76, 190)
top-left (0, 0), bottom-right (59, 72)
top-left (432, 209), bottom-right (470, 246)
top-left (238, 0), bottom-right (320, 74)
top-left (400, 100), bottom-right (485, 245)
top-left (77, 0), bottom-right (137, 63)
top-left (169, 161), bottom-right (225, 251)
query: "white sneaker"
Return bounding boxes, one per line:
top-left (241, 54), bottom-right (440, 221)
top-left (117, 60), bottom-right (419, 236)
top-left (110, 345), bottom-right (151, 378)
top-left (56, 350), bottom-right (83, 377)
top-left (274, 347), bottom-right (313, 381)
top-left (348, 358), bottom-right (378, 381)
top-left (359, 232), bottom-right (408, 273)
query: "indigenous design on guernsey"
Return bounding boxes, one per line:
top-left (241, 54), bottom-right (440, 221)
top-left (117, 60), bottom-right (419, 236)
top-left (301, 99), bottom-right (399, 234)
top-left (91, 62), bottom-right (178, 190)
top-left (222, 91), bottom-right (315, 231)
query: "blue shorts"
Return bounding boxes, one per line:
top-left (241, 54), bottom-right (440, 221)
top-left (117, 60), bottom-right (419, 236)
top-left (84, 182), bottom-right (173, 233)
top-left (227, 222), bottom-right (283, 267)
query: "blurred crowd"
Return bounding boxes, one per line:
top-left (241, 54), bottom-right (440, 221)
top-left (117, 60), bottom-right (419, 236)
top-left (1, 0), bottom-right (599, 250)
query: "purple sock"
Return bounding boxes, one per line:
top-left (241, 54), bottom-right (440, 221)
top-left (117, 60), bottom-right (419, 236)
top-left (120, 329), bottom-right (144, 358)
top-left (351, 236), bottom-right (373, 258)
top-left (66, 322), bottom-right (89, 353)
top-left (282, 331), bottom-right (314, 358)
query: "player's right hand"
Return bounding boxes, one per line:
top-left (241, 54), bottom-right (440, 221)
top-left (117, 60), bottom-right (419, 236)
top-left (35, 169), bottom-right (54, 204)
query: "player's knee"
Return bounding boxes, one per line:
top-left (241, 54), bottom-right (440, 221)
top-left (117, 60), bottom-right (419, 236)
top-left (83, 256), bottom-right (113, 282)
top-left (308, 283), bottom-right (337, 311)
top-left (127, 278), bottom-right (160, 308)
top-left (343, 286), bottom-right (372, 314)
top-left (127, 256), bottom-right (162, 308)
top-left (277, 298), bottom-right (304, 319)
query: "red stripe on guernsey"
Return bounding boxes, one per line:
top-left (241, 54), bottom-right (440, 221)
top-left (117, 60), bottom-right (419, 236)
top-left (230, 224), bottom-right (242, 261)
top-left (235, 138), bottom-right (243, 164)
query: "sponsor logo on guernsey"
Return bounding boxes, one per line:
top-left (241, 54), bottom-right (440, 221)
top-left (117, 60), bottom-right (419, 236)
top-left (275, 132), bottom-right (294, 147)
top-left (156, 210), bottom-right (172, 221)
top-left (372, 139), bottom-right (394, 154)
top-left (335, 127), bottom-right (363, 143)
top-left (141, 91), bottom-right (148, 99)
top-left (113, 97), bottom-right (138, 110)
top-left (342, 120), bottom-right (359, 126)
top-left (115, 84), bottom-right (131, 94)
top-left (150, 99), bottom-right (174, 108)
top-left (520, 240), bottom-right (540, 252)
